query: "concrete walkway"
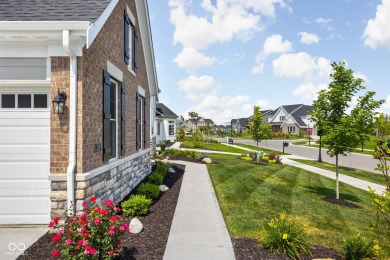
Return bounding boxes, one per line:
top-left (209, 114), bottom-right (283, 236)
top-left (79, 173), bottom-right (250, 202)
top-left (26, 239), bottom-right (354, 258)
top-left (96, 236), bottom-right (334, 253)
top-left (163, 161), bottom-right (235, 260)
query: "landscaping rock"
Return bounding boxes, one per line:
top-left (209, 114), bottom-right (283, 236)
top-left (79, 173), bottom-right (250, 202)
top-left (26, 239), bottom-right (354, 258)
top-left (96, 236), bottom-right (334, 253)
top-left (168, 167), bottom-right (175, 173)
top-left (129, 218), bottom-right (143, 234)
top-left (159, 185), bottom-right (169, 192)
top-left (202, 158), bottom-right (212, 164)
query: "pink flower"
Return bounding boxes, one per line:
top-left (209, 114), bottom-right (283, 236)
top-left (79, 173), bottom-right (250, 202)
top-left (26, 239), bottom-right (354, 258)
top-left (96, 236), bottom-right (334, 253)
top-left (52, 249), bottom-right (60, 257)
top-left (108, 250), bottom-right (114, 255)
top-left (114, 207), bottom-right (121, 212)
top-left (53, 217), bottom-right (60, 224)
top-left (105, 200), bottom-right (113, 207)
top-left (109, 216), bottom-right (118, 222)
top-left (90, 196), bottom-right (96, 203)
top-left (109, 225), bottom-right (116, 230)
top-left (67, 230), bottom-right (72, 235)
top-left (81, 227), bottom-right (87, 233)
top-left (65, 238), bottom-right (72, 245)
top-left (109, 230), bottom-right (116, 236)
top-left (82, 240), bottom-right (88, 246)
top-left (48, 221), bottom-right (55, 228)
top-left (94, 218), bottom-right (101, 225)
top-left (82, 200), bottom-right (88, 206)
top-left (77, 240), bottom-right (83, 247)
top-left (119, 225), bottom-right (126, 232)
top-left (100, 209), bottom-right (107, 215)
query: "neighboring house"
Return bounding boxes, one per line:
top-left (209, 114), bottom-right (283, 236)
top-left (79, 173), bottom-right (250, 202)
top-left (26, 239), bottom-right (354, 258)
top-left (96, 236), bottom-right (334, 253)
top-left (185, 117), bottom-right (214, 132)
top-left (267, 104), bottom-right (316, 135)
top-left (261, 109), bottom-right (273, 124)
top-left (155, 103), bottom-right (178, 144)
top-left (0, 0), bottom-right (158, 224)
top-left (231, 117), bottom-right (252, 133)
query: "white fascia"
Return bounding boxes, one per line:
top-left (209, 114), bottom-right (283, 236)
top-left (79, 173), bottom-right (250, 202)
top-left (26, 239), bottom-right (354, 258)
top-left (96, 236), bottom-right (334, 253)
top-left (0, 21), bottom-right (90, 31)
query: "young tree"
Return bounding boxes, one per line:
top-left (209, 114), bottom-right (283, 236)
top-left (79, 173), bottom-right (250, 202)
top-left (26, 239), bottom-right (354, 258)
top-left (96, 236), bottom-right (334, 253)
top-left (188, 111), bottom-right (199, 119)
top-left (374, 113), bottom-right (390, 190)
top-left (177, 115), bottom-right (186, 128)
top-left (203, 122), bottom-right (213, 145)
top-left (176, 127), bottom-right (186, 150)
top-left (375, 113), bottom-right (390, 139)
top-left (260, 124), bottom-right (273, 150)
top-left (310, 61), bottom-right (383, 200)
top-left (252, 105), bottom-right (263, 150)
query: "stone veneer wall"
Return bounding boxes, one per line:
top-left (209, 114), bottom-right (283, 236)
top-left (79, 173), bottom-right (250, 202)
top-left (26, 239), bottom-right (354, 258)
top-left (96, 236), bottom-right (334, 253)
top-left (50, 151), bottom-right (151, 218)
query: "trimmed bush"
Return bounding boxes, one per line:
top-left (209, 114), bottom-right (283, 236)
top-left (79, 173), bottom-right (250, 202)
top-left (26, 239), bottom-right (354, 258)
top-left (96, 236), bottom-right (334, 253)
top-left (259, 213), bottom-right (311, 259)
top-left (160, 142), bottom-right (166, 152)
top-left (342, 234), bottom-right (374, 260)
top-left (138, 182), bottom-right (160, 200)
top-left (121, 194), bottom-right (152, 217)
top-left (148, 172), bottom-right (163, 185)
top-left (156, 162), bottom-right (168, 177)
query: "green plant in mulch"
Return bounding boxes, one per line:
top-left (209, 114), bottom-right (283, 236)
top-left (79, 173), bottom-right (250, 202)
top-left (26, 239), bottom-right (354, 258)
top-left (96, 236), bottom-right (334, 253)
top-left (341, 233), bottom-right (375, 260)
top-left (147, 172), bottom-right (164, 185)
top-left (137, 182), bottom-right (160, 200)
top-left (156, 162), bottom-right (168, 177)
top-left (198, 152), bottom-right (210, 160)
top-left (259, 212), bottom-right (311, 260)
top-left (121, 194), bottom-right (152, 217)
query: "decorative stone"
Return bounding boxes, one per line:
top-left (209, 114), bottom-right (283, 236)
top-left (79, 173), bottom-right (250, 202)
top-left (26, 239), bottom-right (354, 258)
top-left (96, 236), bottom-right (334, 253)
top-left (159, 185), bottom-right (169, 192)
top-left (168, 168), bottom-right (175, 173)
top-left (202, 158), bottom-right (212, 164)
top-left (50, 191), bottom-right (67, 201)
top-left (75, 190), bottom-right (85, 200)
top-left (129, 218), bottom-right (143, 234)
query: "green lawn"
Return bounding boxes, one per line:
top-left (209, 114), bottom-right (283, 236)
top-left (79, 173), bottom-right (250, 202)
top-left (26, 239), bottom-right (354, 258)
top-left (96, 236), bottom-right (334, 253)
top-left (233, 143), bottom-right (288, 155)
top-left (183, 140), bottom-right (248, 154)
top-left (290, 159), bottom-right (386, 186)
top-left (207, 154), bottom-right (376, 249)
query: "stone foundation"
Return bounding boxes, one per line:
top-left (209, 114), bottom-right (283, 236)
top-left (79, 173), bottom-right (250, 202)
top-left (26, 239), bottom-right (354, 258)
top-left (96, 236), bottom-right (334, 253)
top-left (50, 151), bottom-right (151, 218)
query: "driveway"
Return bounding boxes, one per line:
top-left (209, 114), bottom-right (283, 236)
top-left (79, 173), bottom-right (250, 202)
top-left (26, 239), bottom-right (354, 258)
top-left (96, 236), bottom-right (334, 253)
top-left (216, 138), bottom-right (382, 174)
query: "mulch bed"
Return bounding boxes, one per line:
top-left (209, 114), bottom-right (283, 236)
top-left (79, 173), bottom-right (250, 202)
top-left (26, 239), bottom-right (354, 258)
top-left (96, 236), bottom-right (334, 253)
top-left (19, 164), bottom-right (185, 260)
top-left (322, 197), bottom-right (362, 209)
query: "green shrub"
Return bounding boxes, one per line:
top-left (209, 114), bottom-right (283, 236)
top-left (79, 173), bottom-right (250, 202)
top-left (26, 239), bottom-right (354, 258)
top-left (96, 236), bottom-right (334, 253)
top-left (148, 172), bottom-right (164, 185)
top-left (121, 194), bottom-right (152, 217)
top-left (370, 188), bottom-right (390, 256)
top-left (160, 142), bottom-right (166, 152)
top-left (342, 234), bottom-right (374, 260)
top-left (259, 213), bottom-right (311, 259)
top-left (137, 182), bottom-right (160, 200)
top-left (198, 152), bottom-right (209, 160)
top-left (156, 162), bottom-right (168, 177)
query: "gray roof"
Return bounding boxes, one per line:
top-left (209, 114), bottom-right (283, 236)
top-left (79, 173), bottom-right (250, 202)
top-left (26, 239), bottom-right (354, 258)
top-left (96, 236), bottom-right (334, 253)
top-left (291, 105), bottom-right (314, 116)
top-left (292, 115), bottom-right (306, 127)
top-left (156, 103), bottom-right (178, 118)
top-left (281, 104), bottom-right (304, 114)
top-left (0, 0), bottom-right (111, 22)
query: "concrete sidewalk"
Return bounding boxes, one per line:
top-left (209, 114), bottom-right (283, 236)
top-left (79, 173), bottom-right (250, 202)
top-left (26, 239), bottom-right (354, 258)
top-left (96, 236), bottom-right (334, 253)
top-left (282, 155), bottom-right (386, 195)
top-left (163, 161), bottom-right (235, 260)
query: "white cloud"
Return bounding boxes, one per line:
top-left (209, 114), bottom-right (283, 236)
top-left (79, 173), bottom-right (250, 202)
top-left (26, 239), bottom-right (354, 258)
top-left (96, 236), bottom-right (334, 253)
top-left (173, 47), bottom-right (215, 73)
top-left (298, 32), bottom-right (320, 45)
top-left (251, 63), bottom-right (264, 74)
top-left (353, 72), bottom-right (369, 83)
top-left (293, 83), bottom-right (327, 100)
top-left (362, 0), bottom-right (390, 49)
top-left (252, 34), bottom-right (292, 74)
top-left (188, 94), bottom-right (251, 124)
top-left (178, 75), bottom-right (220, 100)
top-left (169, 0), bottom-right (288, 49)
top-left (315, 17), bottom-right (332, 24)
top-left (381, 95), bottom-right (390, 112)
top-left (272, 52), bottom-right (332, 79)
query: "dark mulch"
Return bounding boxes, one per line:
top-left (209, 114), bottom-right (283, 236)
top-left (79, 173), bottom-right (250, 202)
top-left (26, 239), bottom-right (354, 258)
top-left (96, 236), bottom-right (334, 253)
top-left (18, 164), bottom-right (185, 260)
top-left (322, 197), bottom-right (362, 209)
top-left (232, 238), bottom-right (341, 260)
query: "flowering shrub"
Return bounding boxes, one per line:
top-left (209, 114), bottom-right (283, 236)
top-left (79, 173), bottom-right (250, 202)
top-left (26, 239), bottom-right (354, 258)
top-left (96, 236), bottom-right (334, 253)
top-left (259, 212), bottom-right (311, 259)
top-left (49, 196), bottom-right (130, 259)
top-left (241, 156), bottom-right (252, 161)
top-left (262, 156), bottom-right (270, 162)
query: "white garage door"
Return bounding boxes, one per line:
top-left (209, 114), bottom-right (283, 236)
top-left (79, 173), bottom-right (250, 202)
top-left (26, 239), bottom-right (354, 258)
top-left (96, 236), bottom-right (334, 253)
top-left (0, 92), bottom-right (51, 224)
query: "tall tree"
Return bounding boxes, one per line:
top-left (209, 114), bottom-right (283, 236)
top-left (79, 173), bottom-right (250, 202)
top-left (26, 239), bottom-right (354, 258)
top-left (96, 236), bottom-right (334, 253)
top-left (252, 105), bottom-right (263, 149)
top-left (188, 111), bottom-right (199, 119)
top-left (375, 113), bottom-right (390, 139)
top-left (310, 61), bottom-right (383, 200)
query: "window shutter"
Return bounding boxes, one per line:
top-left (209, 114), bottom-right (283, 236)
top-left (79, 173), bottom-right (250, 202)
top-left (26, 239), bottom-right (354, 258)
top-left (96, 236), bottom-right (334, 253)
top-left (121, 82), bottom-right (126, 156)
top-left (136, 92), bottom-right (141, 150)
top-left (124, 11), bottom-right (130, 65)
top-left (103, 70), bottom-right (112, 162)
top-left (143, 98), bottom-right (147, 148)
top-left (133, 27), bottom-right (139, 73)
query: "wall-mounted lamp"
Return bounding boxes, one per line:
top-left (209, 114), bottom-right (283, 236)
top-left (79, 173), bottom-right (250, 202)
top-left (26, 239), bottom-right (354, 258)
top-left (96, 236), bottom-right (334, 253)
top-left (52, 89), bottom-right (67, 114)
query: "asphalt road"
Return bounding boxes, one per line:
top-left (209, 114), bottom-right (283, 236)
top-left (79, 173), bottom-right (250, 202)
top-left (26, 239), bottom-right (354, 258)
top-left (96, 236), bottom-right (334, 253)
top-left (216, 138), bottom-right (382, 174)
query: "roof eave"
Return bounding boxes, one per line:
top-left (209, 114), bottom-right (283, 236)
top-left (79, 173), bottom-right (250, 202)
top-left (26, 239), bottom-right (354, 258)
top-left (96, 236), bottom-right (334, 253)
top-left (0, 21), bottom-right (90, 32)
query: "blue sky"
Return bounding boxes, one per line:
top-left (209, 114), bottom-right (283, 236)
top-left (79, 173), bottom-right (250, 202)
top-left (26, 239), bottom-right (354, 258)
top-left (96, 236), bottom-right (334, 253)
top-left (148, 0), bottom-right (390, 124)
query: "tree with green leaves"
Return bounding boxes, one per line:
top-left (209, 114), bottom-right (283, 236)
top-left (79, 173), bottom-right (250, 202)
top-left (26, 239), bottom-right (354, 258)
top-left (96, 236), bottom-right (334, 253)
top-left (310, 61), bottom-right (383, 200)
top-left (203, 121), bottom-right (213, 145)
top-left (188, 111), bottom-right (199, 119)
top-left (375, 113), bottom-right (390, 139)
top-left (177, 115), bottom-right (186, 128)
top-left (351, 92), bottom-right (383, 152)
top-left (252, 105), bottom-right (263, 149)
top-left (260, 124), bottom-right (273, 150)
top-left (176, 127), bottom-right (186, 150)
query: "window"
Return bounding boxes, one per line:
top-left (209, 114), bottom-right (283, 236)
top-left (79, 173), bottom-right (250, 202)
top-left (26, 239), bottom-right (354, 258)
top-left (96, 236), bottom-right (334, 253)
top-left (0, 93), bottom-right (48, 109)
top-left (279, 115), bottom-right (286, 121)
top-left (288, 126), bottom-right (296, 132)
top-left (103, 70), bottom-right (119, 162)
top-left (157, 122), bottom-right (161, 135)
top-left (169, 121), bottom-right (175, 136)
top-left (124, 10), bottom-right (138, 73)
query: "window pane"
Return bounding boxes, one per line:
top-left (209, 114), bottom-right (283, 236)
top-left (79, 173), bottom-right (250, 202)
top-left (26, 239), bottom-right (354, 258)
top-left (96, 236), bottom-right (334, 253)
top-left (110, 82), bottom-right (116, 119)
top-left (18, 94), bottom-right (31, 108)
top-left (34, 94), bottom-right (48, 108)
top-left (110, 121), bottom-right (116, 158)
top-left (1, 94), bottom-right (15, 108)
top-left (169, 125), bottom-right (174, 135)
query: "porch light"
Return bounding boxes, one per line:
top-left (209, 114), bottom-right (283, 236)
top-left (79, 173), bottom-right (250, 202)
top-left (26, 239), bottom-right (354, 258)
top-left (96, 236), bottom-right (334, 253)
top-left (52, 89), bottom-right (67, 114)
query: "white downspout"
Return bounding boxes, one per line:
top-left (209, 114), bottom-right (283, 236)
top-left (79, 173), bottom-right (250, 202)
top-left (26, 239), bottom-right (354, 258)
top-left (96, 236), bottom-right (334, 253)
top-left (63, 30), bottom-right (77, 214)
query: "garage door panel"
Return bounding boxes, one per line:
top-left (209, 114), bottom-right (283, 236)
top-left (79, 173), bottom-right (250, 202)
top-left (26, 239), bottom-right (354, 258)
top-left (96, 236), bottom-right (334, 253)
top-left (0, 118), bottom-right (49, 126)
top-left (0, 197), bottom-right (50, 215)
top-left (0, 180), bottom-right (50, 189)
top-left (0, 215), bottom-right (50, 225)
top-left (0, 127), bottom-right (49, 144)
top-left (0, 153), bottom-right (49, 162)
top-left (0, 145), bottom-right (49, 154)
top-left (0, 111), bottom-right (49, 119)
top-left (0, 163), bottom-right (49, 179)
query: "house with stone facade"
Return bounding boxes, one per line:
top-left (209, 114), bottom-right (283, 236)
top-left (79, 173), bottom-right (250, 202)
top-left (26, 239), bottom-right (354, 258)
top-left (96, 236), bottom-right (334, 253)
top-left (185, 117), bottom-right (214, 132)
top-left (155, 102), bottom-right (178, 144)
top-left (0, 0), bottom-right (158, 224)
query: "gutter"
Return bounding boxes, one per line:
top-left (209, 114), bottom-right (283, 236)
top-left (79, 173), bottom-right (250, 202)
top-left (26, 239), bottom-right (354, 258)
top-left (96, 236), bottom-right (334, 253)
top-left (63, 30), bottom-right (77, 214)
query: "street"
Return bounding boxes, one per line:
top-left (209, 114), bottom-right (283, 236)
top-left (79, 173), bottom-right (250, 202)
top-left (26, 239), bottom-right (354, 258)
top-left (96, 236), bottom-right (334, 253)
top-left (216, 138), bottom-right (382, 174)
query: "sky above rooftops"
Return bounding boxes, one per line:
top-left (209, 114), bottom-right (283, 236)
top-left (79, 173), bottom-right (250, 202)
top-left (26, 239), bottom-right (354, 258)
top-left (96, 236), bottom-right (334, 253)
top-left (148, 0), bottom-right (390, 124)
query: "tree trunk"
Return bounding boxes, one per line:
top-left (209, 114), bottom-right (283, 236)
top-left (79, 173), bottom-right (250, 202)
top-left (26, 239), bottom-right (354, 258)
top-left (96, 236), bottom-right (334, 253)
top-left (336, 154), bottom-right (339, 200)
top-left (257, 140), bottom-right (259, 150)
